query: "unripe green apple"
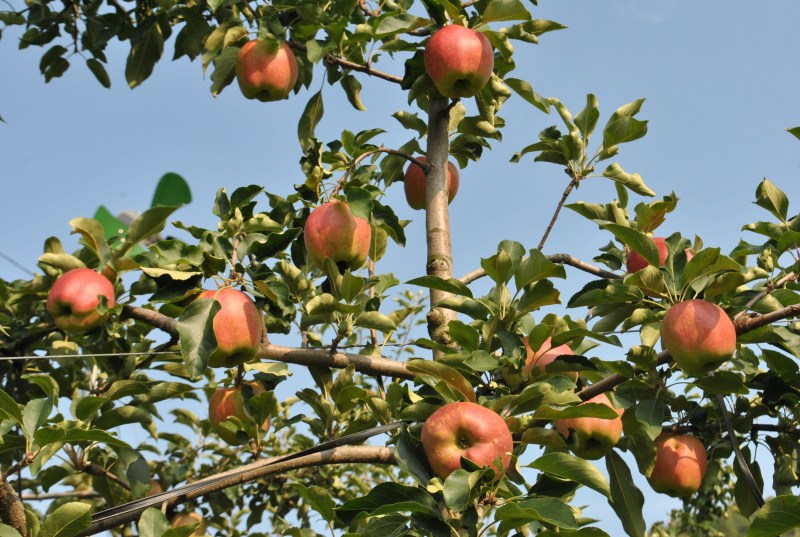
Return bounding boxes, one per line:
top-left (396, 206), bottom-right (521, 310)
top-left (524, 336), bottom-right (579, 381)
top-left (235, 39), bottom-right (298, 102)
top-left (208, 382), bottom-right (270, 445)
top-left (554, 393), bottom-right (623, 460)
top-left (403, 157), bottom-right (460, 210)
top-left (304, 201), bottom-right (371, 271)
top-left (647, 433), bottom-right (707, 497)
top-left (171, 511), bottom-right (206, 537)
top-left (423, 25), bottom-right (494, 99)
top-left (46, 268), bottom-right (115, 333)
top-left (661, 299), bottom-right (736, 376)
top-left (421, 401), bottom-right (513, 479)
top-left (198, 288), bottom-right (262, 369)
top-left (626, 237), bottom-right (694, 273)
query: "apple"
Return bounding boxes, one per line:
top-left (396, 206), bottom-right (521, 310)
top-left (626, 237), bottom-right (694, 273)
top-left (403, 157), bottom-right (460, 210)
top-left (304, 201), bottom-right (371, 271)
top-left (46, 268), bottom-right (116, 333)
top-left (208, 382), bottom-right (271, 445)
top-left (661, 299), bottom-right (736, 376)
top-left (198, 288), bottom-right (262, 369)
top-left (524, 336), bottom-right (579, 381)
top-left (146, 479), bottom-right (163, 496)
top-left (171, 512), bottom-right (206, 537)
top-left (235, 39), bottom-right (298, 102)
top-left (421, 401), bottom-right (513, 479)
top-left (647, 433), bottom-right (707, 497)
top-left (424, 25), bottom-right (494, 99)
top-left (554, 393), bottom-right (623, 460)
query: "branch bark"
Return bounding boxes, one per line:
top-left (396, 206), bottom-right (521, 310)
top-left (460, 253), bottom-right (621, 285)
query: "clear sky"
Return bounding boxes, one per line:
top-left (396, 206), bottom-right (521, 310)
top-left (2, 0), bottom-right (800, 533)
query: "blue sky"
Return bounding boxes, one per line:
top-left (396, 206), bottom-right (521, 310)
top-left (2, 0), bottom-right (800, 533)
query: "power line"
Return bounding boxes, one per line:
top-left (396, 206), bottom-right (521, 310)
top-left (0, 351), bottom-right (177, 361)
top-left (0, 250), bottom-right (34, 276)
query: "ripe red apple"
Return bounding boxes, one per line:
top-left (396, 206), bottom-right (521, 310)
top-left (208, 382), bottom-right (270, 445)
top-left (403, 157), bottom-right (460, 210)
top-left (171, 512), bottom-right (206, 537)
top-left (647, 433), bottom-right (707, 497)
top-left (235, 39), bottom-right (298, 102)
top-left (554, 393), bottom-right (623, 460)
top-left (626, 237), bottom-right (694, 273)
top-left (46, 268), bottom-right (115, 333)
top-left (198, 288), bottom-right (262, 369)
top-left (661, 299), bottom-right (736, 376)
top-left (424, 25), bottom-right (494, 99)
top-left (524, 337), bottom-right (579, 381)
top-left (304, 201), bottom-right (371, 271)
top-left (421, 402), bottom-right (513, 479)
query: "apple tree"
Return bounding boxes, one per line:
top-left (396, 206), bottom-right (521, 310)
top-left (1, 1), bottom-right (800, 536)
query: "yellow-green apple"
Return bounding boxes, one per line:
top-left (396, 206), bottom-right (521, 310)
top-left (626, 237), bottom-right (694, 273)
top-left (423, 25), bottom-right (494, 99)
top-left (208, 382), bottom-right (270, 445)
top-left (171, 512), bottom-right (206, 537)
top-left (403, 157), bottom-right (460, 210)
top-left (647, 433), bottom-right (707, 497)
top-left (421, 402), bottom-right (513, 479)
top-left (235, 39), bottom-right (298, 102)
top-left (46, 268), bottom-right (115, 333)
top-left (524, 336), bottom-right (579, 381)
top-left (554, 393), bottom-right (623, 460)
top-left (198, 288), bottom-right (262, 368)
top-left (661, 299), bottom-right (736, 376)
top-left (304, 201), bottom-right (371, 271)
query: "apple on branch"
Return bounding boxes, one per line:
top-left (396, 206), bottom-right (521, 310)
top-left (208, 382), bottom-right (271, 446)
top-left (524, 336), bottom-right (579, 381)
top-left (424, 25), bottom-right (494, 99)
top-left (647, 433), bottom-right (707, 497)
top-left (235, 39), bottom-right (298, 102)
top-left (626, 236), bottom-right (694, 273)
top-left (554, 393), bottom-right (623, 460)
top-left (304, 200), bottom-right (371, 272)
top-left (46, 268), bottom-right (116, 333)
top-left (403, 156), bottom-right (460, 210)
top-left (421, 401), bottom-right (513, 479)
top-left (198, 288), bottom-right (262, 369)
top-left (660, 299), bottom-right (736, 376)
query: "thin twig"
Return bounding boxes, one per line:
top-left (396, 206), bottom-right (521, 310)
top-left (538, 175), bottom-right (579, 251)
top-left (22, 490), bottom-right (102, 501)
top-left (714, 394), bottom-right (765, 507)
top-left (460, 253), bottom-right (620, 285)
top-left (736, 272), bottom-right (797, 317)
top-left (287, 41), bottom-right (402, 84)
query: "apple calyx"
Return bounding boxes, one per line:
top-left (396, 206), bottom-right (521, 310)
top-left (661, 299), bottom-right (736, 376)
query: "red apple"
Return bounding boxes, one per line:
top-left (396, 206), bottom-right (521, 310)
top-left (626, 237), bottom-right (694, 273)
top-left (647, 433), bottom-right (707, 497)
top-left (554, 393), bottom-right (623, 460)
top-left (524, 336), bottom-right (579, 381)
top-left (198, 288), bottom-right (262, 369)
top-left (403, 157), bottom-right (460, 210)
top-left (421, 401), bottom-right (513, 479)
top-left (661, 299), bottom-right (736, 376)
top-left (46, 268), bottom-right (115, 333)
top-left (171, 512), bottom-right (206, 537)
top-left (208, 382), bottom-right (270, 445)
top-left (235, 39), bottom-right (298, 102)
top-left (424, 25), bottom-right (494, 99)
top-left (146, 479), bottom-right (163, 496)
top-left (304, 201), bottom-right (371, 271)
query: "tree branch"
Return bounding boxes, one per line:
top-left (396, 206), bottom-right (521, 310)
top-left (258, 344), bottom-right (413, 380)
top-left (460, 253), bottom-right (621, 285)
top-left (287, 41), bottom-right (402, 84)
top-left (538, 175), bottom-right (579, 251)
top-left (22, 490), bottom-right (102, 501)
top-left (80, 445), bottom-right (395, 536)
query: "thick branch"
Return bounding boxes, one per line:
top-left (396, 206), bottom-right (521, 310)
top-left (122, 305), bottom-right (178, 336)
top-left (81, 445), bottom-right (395, 536)
top-left (734, 304), bottom-right (800, 333)
top-left (460, 253), bottom-right (621, 285)
top-left (258, 344), bottom-right (413, 380)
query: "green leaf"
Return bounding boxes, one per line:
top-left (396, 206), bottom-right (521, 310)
top-left (176, 298), bottom-right (220, 379)
top-left (505, 78), bottom-right (550, 113)
top-left (392, 111), bottom-right (427, 137)
top-left (406, 360), bottom-right (476, 403)
top-left (602, 163), bottom-right (654, 197)
top-left (602, 99), bottom-right (648, 149)
top-left (298, 90), bottom-right (324, 150)
top-left (495, 497), bottom-right (578, 529)
top-left (69, 217), bottom-right (111, 266)
top-left (341, 74), bottom-right (366, 111)
top-left (137, 508), bottom-right (170, 537)
top-left (338, 482), bottom-right (439, 522)
top-left (528, 452), bottom-right (611, 498)
top-left (442, 469), bottom-right (479, 512)
top-left (0, 524), bottom-right (24, 537)
top-left (354, 312), bottom-right (396, 332)
top-left (481, 0), bottom-right (531, 22)
top-left (152, 172), bottom-right (192, 207)
top-left (787, 126), bottom-right (800, 141)
top-left (23, 398), bottom-right (53, 446)
top-left (126, 19), bottom-right (164, 88)
top-left (533, 402), bottom-right (620, 420)
top-left (754, 178), bottom-right (789, 221)
top-left (293, 484), bottom-right (335, 522)
top-left (606, 451), bottom-right (646, 537)
top-left (86, 58), bottom-right (111, 88)
top-left (600, 223), bottom-right (660, 266)
top-left (0, 389), bottom-right (24, 425)
top-left (375, 14), bottom-right (424, 36)
top-left (117, 205), bottom-right (179, 256)
top-left (39, 502), bottom-right (92, 537)
top-left (210, 46), bottom-right (238, 96)
top-left (514, 249), bottom-right (566, 290)
top-left (406, 276), bottom-right (473, 298)
top-left (747, 495), bottom-right (800, 537)
top-left (574, 94), bottom-right (600, 138)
